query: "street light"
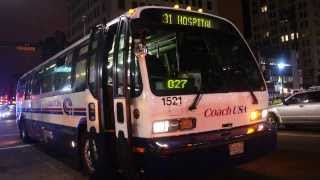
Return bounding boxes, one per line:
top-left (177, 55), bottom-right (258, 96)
top-left (277, 62), bottom-right (286, 70)
top-left (277, 62), bottom-right (287, 97)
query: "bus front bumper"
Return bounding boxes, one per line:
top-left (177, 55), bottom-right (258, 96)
top-left (133, 122), bottom-right (277, 172)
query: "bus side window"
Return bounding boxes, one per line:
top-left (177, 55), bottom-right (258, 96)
top-left (73, 44), bottom-right (88, 92)
top-left (115, 22), bottom-right (127, 97)
top-left (130, 56), bottom-right (142, 97)
top-left (54, 54), bottom-right (73, 92)
top-left (17, 80), bottom-right (26, 100)
top-left (31, 73), bottom-right (41, 95)
top-left (41, 62), bottom-right (56, 93)
top-left (103, 24), bottom-right (117, 130)
top-left (25, 78), bottom-right (32, 100)
top-left (89, 40), bottom-right (98, 95)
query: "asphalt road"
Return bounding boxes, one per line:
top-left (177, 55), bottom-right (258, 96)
top-left (1, 118), bottom-right (320, 180)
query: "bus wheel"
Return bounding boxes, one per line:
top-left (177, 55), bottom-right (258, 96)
top-left (79, 133), bottom-right (98, 175)
top-left (19, 121), bottom-right (31, 143)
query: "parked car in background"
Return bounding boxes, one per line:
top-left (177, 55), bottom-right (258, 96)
top-left (0, 104), bottom-right (15, 119)
top-left (267, 90), bottom-right (320, 128)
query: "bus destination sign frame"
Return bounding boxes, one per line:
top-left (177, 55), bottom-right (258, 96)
top-left (162, 12), bottom-right (214, 29)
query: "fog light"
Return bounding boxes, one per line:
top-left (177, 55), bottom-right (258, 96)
top-left (247, 127), bottom-right (255, 135)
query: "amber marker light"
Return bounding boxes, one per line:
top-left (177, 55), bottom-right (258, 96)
top-left (128, 8), bottom-right (136, 16)
top-left (247, 127), bottom-right (255, 135)
top-left (250, 110), bottom-right (262, 121)
top-left (133, 147), bottom-right (145, 153)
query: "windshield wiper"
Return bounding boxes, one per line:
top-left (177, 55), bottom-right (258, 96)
top-left (189, 87), bottom-right (203, 111)
top-left (235, 66), bottom-right (259, 105)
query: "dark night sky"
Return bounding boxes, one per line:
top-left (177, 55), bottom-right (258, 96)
top-left (0, 0), bottom-right (67, 95)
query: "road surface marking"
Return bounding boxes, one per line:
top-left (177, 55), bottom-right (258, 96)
top-left (0, 144), bottom-right (32, 151)
top-left (278, 132), bottom-right (320, 138)
top-left (0, 133), bottom-right (20, 138)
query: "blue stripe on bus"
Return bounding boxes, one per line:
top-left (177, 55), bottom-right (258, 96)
top-left (21, 108), bottom-right (87, 116)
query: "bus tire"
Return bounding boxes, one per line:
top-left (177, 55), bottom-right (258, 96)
top-left (79, 131), bottom-right (97, 176)
top-left (19, 120), bottom-right (31, 143)
top-left (79, 130), bottom-right (116, 178)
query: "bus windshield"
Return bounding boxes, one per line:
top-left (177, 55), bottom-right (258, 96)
top-left (133, 13), bottom-right (265, 96)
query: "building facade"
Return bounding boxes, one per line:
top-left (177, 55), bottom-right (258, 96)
top-left (247, 0), bottom-right (320, 88)
top-left (67, 0), bottom-right (218, 43)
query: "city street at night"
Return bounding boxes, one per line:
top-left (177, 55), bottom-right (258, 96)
top-left (1, 118), bottom-right (320, 180)
top-left (1, 1), bottom-right (320, 180)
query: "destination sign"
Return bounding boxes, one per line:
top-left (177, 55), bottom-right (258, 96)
top-left (162, 12), bottom-right (213, 29)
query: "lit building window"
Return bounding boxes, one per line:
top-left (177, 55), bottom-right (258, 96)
top-left (285, 35), bottom-right (289, 42)
top-left (261, 5), bottom-right (268, 13)
top-left (296, 32), bottom-right (299, 39)
top-left (281, 35), bottom-right (285, 42)
top-left (265, 31), bottom-right (270, 38)
top-left (291, 33), bottom-right (295, 40)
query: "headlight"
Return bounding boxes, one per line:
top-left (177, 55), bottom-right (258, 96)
top-left (153, 118), bottom-right (196, 134)
top-left (153, 121), bottom-right (170, 133)
top-left (250, 110), bottom-right (262, 121)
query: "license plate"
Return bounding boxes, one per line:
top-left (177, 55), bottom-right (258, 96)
top-left (229, 142), bottom-right (244, 156)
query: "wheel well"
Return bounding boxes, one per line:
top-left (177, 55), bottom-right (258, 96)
top-left (78, 124), bottom-right (87, 141)
top-left (267, 112), bottom-right (280, 122)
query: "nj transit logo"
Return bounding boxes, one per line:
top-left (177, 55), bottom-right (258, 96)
top-left (63, 98), bottom-right (73, 115)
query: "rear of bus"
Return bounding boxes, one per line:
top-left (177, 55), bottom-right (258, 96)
top-left (128, 7), bottom-right (277, 171)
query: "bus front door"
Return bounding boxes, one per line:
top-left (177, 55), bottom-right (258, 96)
top-left (113, 18), bottom-right (136, 179)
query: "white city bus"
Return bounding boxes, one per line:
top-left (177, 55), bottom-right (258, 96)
top-left (16, 6), bottom-right (276, 178)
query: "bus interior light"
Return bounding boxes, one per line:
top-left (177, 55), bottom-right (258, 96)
top-left (173, 4), bottom-right (180, 9)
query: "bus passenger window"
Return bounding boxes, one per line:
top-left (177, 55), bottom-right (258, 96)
top-left (54, 54), bottom-right (72, 92)
top-left (116, 32), bottom-right (126, 96)
top-left (41, 63), bottom-right (55, 93)
top-left (25, 79), bottom-right (32, 100)
top-left (31, 74), bottom-right (40, 95)
top-left (89, 50), bottom-right (97, 94)
top-left (130, 51), bottom-right (142, 97)
top-left (73, 59), bottom-right (87, 92)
